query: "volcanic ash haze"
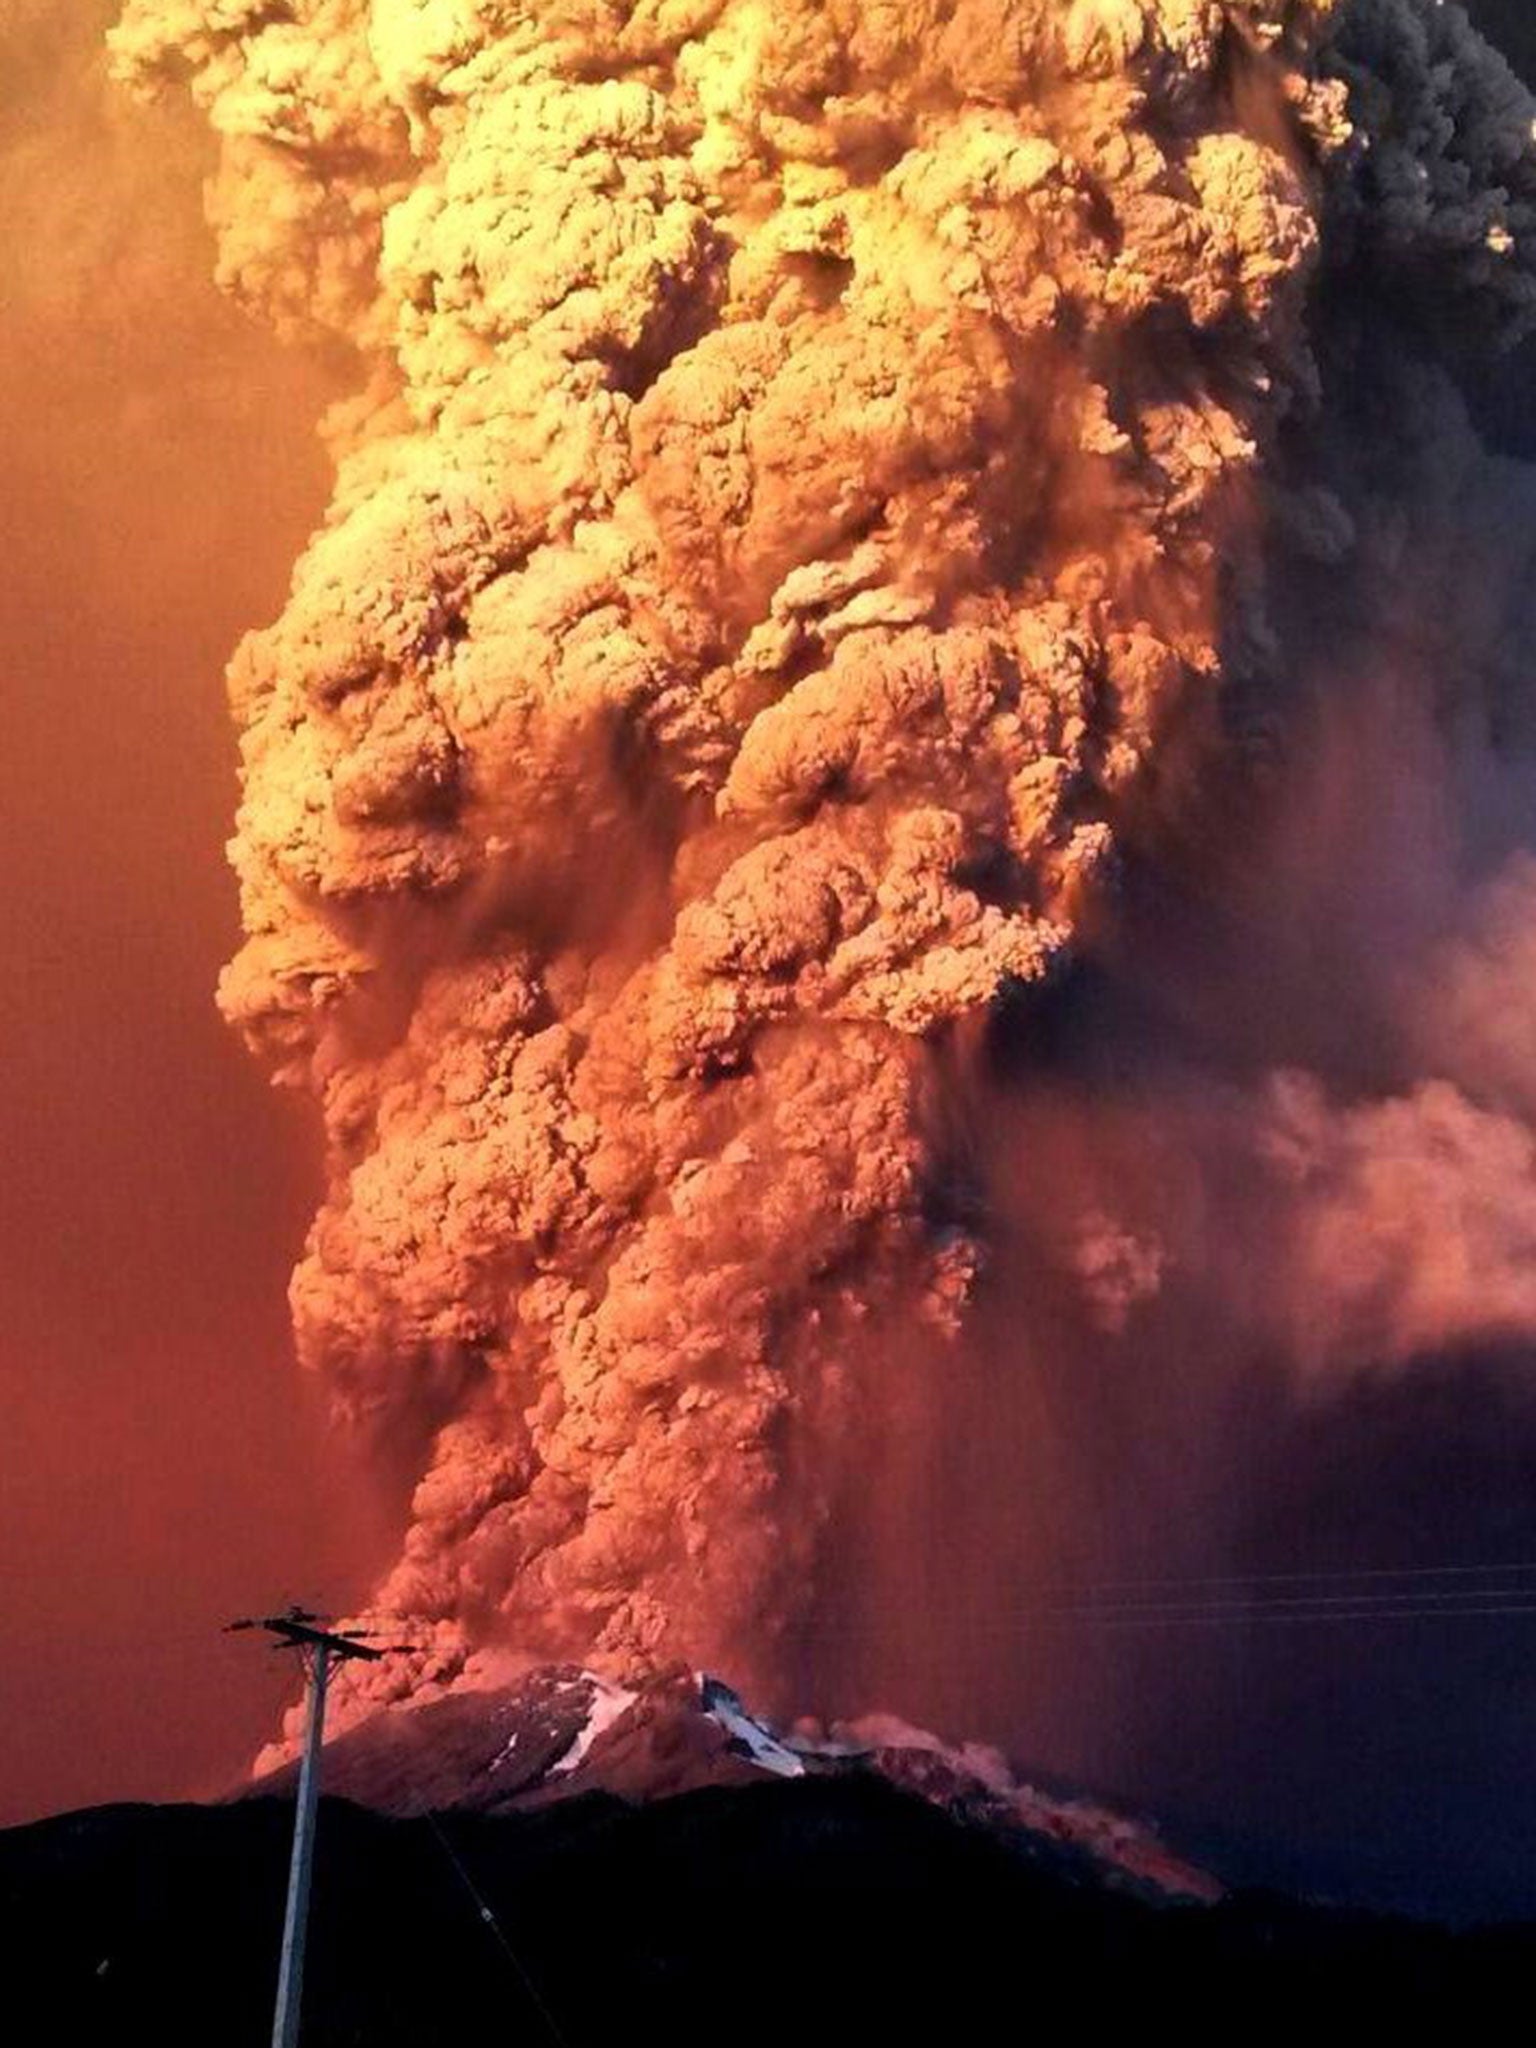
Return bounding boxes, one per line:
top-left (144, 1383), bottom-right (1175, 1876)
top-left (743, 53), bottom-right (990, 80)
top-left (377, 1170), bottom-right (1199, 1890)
top-left (107, 0), bottom-right (1536, 1713)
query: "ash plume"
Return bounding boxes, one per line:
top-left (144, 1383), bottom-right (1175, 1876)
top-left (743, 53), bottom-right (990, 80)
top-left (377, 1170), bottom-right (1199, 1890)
top-left (108, 0), bottom-right (1536, 1720)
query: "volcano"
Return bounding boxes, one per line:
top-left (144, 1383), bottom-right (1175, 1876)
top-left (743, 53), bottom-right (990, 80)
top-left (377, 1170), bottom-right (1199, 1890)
top-left (6, 1678), bottom-right (1534, 2047)
top-left (249, 1664), bottom-right (1219, 1901)
top-left (12, 1), bottom-right (1536, 2007)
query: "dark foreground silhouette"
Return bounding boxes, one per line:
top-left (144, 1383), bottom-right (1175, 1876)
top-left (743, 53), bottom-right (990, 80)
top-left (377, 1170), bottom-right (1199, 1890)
top-left (5, 1775), bottom-right (1533, 2046)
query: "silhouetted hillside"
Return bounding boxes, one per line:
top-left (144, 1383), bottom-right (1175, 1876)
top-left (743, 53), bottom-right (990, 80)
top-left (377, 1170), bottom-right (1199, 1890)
top-left (4, 1778), bottom-right (1533, 2046)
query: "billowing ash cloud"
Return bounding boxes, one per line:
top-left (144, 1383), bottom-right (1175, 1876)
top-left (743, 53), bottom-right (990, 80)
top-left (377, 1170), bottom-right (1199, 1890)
top-left (108, 1), bottom-right (1536, 1712)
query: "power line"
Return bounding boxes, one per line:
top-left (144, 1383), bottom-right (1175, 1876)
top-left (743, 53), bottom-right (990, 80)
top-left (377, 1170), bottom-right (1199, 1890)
top-left (1029, 1602), bottom-right (1536, 1631)
top-left (420, 1811), bottom-right (570, 2048)
top-left (1028, 1586), bottom-right (1536, 1619)
top-left (1006, 1559), bottom-right (1536, 1596)
top-left (802, 1581), bottom-right (1536, 1637)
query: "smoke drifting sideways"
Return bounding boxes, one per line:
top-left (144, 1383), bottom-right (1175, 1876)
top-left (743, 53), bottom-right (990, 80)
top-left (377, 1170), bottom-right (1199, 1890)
top-left (108, 0), bottom-right (1536, 1864)
top-left (822, 1), bottom-right (1536, 1906)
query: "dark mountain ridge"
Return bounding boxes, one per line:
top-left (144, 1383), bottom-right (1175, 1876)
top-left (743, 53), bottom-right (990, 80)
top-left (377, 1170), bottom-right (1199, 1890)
top-left (6, 1669), bottom-right (1535, 2044)
top-left (7, 1778), bottom-right (1534, 2047)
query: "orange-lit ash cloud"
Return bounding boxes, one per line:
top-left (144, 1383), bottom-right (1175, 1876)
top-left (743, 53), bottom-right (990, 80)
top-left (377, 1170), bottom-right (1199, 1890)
top-left (106, 0), bottom-right (1536, 1715)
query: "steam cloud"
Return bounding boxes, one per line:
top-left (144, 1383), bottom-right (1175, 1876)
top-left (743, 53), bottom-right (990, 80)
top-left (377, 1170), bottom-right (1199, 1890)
top-left (108, 0), bottom-right (1536, 1715)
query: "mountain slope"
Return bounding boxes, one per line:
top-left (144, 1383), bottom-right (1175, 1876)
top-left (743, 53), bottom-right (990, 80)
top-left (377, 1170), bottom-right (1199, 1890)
top-left (248, 1665), bottom-right (1217, 1904)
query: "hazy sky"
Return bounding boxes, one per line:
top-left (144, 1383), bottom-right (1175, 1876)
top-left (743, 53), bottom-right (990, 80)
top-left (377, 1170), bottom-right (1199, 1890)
top-left (0, 1), bottom-right (392, 1821)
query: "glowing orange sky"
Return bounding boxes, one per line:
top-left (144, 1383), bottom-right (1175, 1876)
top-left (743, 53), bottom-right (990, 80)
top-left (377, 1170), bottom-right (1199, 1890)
top-left (0, 3), bottom-right (391, 1822)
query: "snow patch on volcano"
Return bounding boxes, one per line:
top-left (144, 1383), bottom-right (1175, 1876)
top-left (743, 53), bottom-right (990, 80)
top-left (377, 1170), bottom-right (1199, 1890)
top-left (548, 1675), bottom-right (639, 1779)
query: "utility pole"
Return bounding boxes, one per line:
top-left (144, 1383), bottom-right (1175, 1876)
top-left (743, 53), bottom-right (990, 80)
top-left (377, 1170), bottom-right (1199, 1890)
top-left (226, 1606), bottom-right (402, 2048)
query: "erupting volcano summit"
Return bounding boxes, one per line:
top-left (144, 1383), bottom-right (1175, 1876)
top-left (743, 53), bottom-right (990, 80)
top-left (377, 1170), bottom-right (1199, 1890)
top-left (108, 0), bottom-right (1536, 1716)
